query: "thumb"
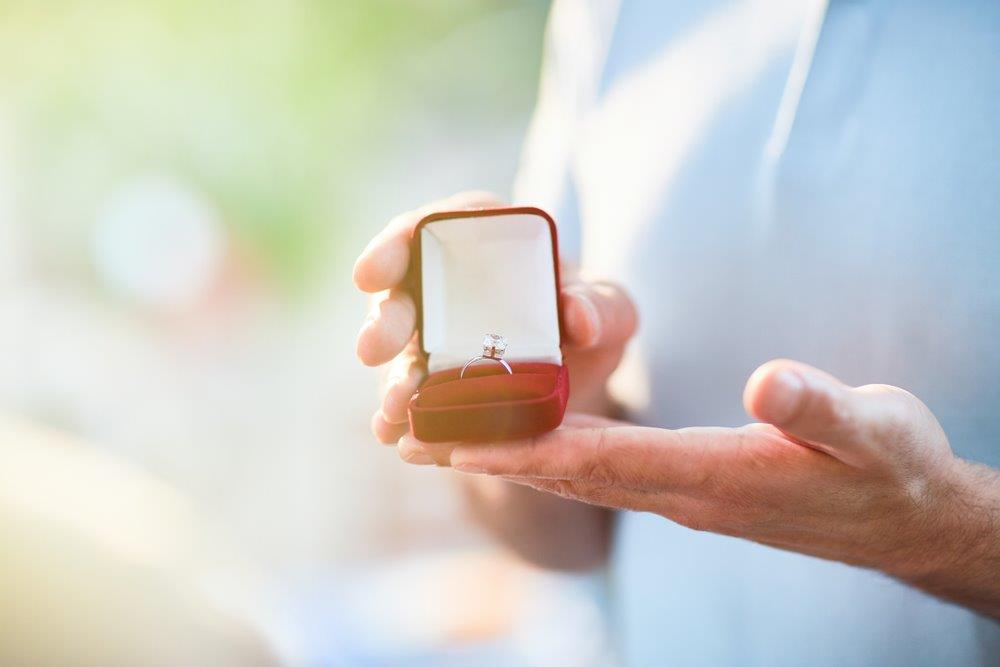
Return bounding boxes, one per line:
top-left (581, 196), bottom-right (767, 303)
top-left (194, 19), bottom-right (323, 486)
top-left (743, 359), bottom-right (931, 468)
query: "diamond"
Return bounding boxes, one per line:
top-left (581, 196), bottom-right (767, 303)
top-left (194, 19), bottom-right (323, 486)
top-left (482, 333), bottom-right (507, 359)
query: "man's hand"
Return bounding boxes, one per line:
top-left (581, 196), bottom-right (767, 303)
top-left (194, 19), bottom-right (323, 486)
top-left (353, 192), bottom-right (638, 454)
top-left (354, 192), bottom-right (638, 571)
top-left (429, 359), bottom-right (1000, 617)
top-left (354, 191), bottom-right (504, 449)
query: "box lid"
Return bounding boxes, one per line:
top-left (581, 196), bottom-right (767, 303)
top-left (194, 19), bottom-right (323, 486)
top-left (413, 207), bottom-right (563, 374)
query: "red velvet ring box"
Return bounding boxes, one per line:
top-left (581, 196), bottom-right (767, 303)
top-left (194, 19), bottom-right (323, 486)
top-left (407, 206), bottom-right (569, 443)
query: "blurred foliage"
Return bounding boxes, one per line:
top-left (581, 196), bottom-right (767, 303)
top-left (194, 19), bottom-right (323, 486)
top-left (0, 0), bottom-right (547, 293)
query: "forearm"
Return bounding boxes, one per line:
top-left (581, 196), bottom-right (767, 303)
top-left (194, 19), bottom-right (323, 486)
top-left (457, 473), bottom-right (613, 572)
top-left (890, 459), bottom-right (1000, 618)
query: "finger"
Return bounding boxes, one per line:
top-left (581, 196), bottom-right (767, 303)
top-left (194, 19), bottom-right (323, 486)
top-left (561, 281), bottom-right (638, 350)
top-left (500, 475), bottom-right (665, 514)
top-left (396, 434), bottom-right (436, 465)
top-left (397, 433), bottom-right (456, 466)
top-left (353, 191), bottom-right (503, 293)
top-left (743, 359), bottom-right (931, 467)
top-left (371, 410), bottom-right (409, 445)
top-left (501, 475), bottom-right (748, 540)
top-left (380, 351), bottom-right (427, 424)
top-left (449, 423), bottom-right (721, 492)
top-left (356, 290), bottom-right (416, 367)
top-left (399, 433), bottom-right (459, 467)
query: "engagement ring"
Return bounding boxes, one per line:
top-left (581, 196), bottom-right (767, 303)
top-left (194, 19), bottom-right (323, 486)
top-left (460, 333), bottom-right (513, 379)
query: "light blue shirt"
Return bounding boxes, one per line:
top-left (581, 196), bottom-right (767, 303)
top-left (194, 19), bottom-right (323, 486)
top-left (514, 0), bottom-right (1000, 664)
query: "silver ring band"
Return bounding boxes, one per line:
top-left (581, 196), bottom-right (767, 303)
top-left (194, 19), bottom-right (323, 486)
top-left (460, 355), bottom-right (513, 379)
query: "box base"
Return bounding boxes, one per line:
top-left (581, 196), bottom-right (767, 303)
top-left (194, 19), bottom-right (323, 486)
top-left (408, 362), bottom-right (569, 443)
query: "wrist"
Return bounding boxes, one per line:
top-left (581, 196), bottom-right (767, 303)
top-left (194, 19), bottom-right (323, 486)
top-left (885, 457), bottom-right (1000, 613)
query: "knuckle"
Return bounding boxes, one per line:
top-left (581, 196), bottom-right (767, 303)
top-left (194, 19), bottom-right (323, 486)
top-left (389, 287), bottom-right (416, 310)
top-left (387, 212), bottom-right (410, 229)
top-left (593, 282), bottom-right (639, 334)
top-left (562, 478), bottom-right (631, 510)
top-left (579, 430), bottom-right (617, 487)
top-left (856, 384), bottom-right (924, 444)
top-left (792, 379), bottom-right (856, 435)
top-left (579, 457), bottom-right (617, 488)
top-left (672, 429), bottom-right (719, 492)
top-left (582, 485), bottom-right (629, 509)
top-left (390, 207), bottom-right (430, 232)
top-left (814, 384), bottom-right (853, 428)
top-left (543, 479), bottom-right (582, 500)
top-left (382, 292), bottom-right (416, 325)
top-left (884, 400), bottom-right (917, 440)
top-left (506, 437), bottom-right (545, 478)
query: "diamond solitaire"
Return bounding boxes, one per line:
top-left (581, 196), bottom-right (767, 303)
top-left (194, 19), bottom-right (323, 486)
top-left (482, 333), bottom-right (508, 359)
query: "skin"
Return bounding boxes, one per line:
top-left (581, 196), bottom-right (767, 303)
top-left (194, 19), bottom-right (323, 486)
top-left (356, 192), bottom-right (1000, 618)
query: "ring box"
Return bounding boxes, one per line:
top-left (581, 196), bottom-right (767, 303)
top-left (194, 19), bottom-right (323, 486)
top-left (407, 206), bottom-right (569, 442)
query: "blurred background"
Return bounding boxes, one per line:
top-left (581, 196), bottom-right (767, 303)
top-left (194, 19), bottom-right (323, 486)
top-left (0, 1), bottom-right (610, 664)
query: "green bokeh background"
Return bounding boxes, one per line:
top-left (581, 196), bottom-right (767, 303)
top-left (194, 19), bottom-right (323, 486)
top-left (0, 0), bottom-right (547, 294)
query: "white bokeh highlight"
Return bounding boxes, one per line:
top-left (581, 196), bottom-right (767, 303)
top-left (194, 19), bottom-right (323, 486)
top-left (93, 176), bottom-right (224, 308)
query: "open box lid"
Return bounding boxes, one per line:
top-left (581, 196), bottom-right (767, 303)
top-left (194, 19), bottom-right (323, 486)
top-left (413, 207), bottom-right (563, 374)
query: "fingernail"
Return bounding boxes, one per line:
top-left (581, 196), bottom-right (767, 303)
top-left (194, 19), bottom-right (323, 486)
top-left (766, 369), bottom-right (806, 423)
top-left (399, 439), bottom-right (433, 465)
top-left (404, 451), bottom-right (434, 465)
top-left (401, 446), bottom-right (434, 465)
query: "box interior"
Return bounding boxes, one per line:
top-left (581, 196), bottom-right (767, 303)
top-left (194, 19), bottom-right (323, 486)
top-left (420, 212), bottom-right (561, 374)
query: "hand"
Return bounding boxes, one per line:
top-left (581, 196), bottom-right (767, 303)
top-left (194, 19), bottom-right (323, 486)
top-left (354, 192), bottom-right (638, 457)
top-left (438, 359), bottom-right (1000, 616)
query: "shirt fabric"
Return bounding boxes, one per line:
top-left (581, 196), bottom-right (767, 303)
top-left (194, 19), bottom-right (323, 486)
top-left (513, 0), bottom-right (1000, 664)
